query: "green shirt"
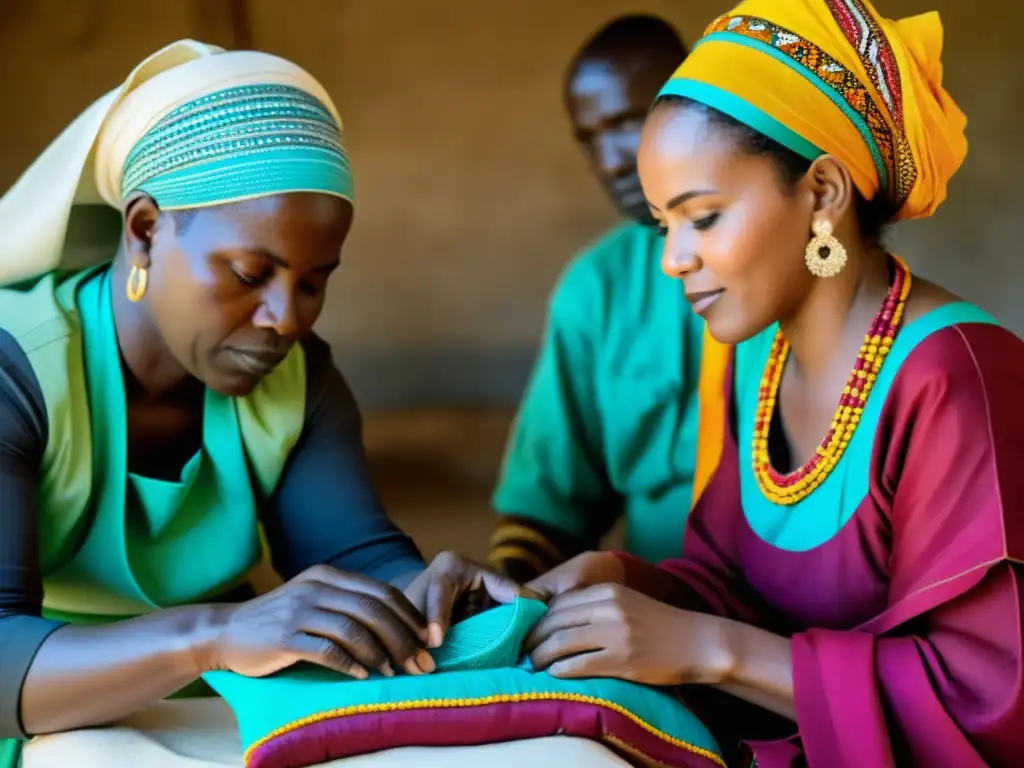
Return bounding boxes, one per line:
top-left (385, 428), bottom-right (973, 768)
top-left (493, 223), bottom-right (707, 564)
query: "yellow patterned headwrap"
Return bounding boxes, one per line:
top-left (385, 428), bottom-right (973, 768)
top-left (658, 0), bottom-right (967, 221)
top-left (677, 0), bottom-right (967, 509)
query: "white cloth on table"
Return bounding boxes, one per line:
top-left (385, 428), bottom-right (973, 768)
top-left (23, 698), bottom-right (632, 768)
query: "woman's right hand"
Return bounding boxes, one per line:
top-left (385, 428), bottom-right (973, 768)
top-left (205, 565), bottom-right (436, 680)
top-left (525, 551), bottom-right (627, 602)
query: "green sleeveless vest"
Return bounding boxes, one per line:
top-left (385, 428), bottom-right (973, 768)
top-left (0, 267), bottom-right (308, 765)
top-left (0, 267), bottom-right (306, 620)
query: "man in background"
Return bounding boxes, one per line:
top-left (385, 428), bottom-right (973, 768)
top-left (489, 15), bottom-right (727, 582)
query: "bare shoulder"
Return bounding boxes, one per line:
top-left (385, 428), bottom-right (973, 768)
top-left (900, 274), bottom-right (963, 325)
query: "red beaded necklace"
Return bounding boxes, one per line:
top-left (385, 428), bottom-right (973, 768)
top-left (752, 255), bottom-right (912, 505)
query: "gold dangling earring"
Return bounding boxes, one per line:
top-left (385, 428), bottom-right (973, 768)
top-left (126, 264), bottom-right (149, 302)
top-left (804, 219), bottom-right (847, 278)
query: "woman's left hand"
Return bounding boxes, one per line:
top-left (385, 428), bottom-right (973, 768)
top-left (404, 550), bottom-right (539, 648)
top-left (524, 583), bottom-right (733, 687)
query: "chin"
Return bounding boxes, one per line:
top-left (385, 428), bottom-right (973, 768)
top-left (207, 372), bottom-right (262, 399)
top-left (704, 312), bottom-right (763, 347)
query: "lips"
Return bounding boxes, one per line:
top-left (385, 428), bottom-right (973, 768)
top-left (685, 289), bottom-right (724, 316)
top-left (227, 348), bottom-right (289, 377)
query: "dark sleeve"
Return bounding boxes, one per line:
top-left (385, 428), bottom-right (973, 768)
top-left (0, 330), bottom-right (65, 739)
top-left (261, 334), bottom-right (426, 585)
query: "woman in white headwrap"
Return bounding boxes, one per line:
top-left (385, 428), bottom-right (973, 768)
top-left (0, 39), bottom-right (593, 768)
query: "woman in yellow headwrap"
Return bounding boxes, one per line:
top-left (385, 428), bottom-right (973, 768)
top-left (0, 39), bottom-right (543, 767)
top-left (522, 0), bottom-right (1024, 765)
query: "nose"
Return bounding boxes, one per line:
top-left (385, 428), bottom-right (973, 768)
top-left (252, 282), bottom-right (300, 338)
top-left (660, 236), bottom-right (700, 279)
top-left (595, 132), bottom-right (632, 178)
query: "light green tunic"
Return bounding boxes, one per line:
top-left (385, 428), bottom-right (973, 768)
top-left (493, 223), bottom-right (707, 563)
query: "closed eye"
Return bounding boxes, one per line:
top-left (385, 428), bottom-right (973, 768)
top-left (693, 213), bottom-right (720, 231)
top-left (298, 281), bottom-right (325, 297)
top-left (232, 266), bottom-right (265, 287)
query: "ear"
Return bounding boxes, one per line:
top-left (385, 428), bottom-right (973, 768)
top-left (122, 193), bottom-right (162, 270)
top-left (805, 155), bottom-right (855, 231)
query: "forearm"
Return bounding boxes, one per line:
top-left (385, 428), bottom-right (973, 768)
top-left (18, 604), bottom-right (221, 736)
top-left (713, 617), bottom-right (795, 721)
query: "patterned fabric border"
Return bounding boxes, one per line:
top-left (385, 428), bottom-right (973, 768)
top-left (826, 0), bottom-right (917, 204)
top-left (244, 692), bottom-right (727, 768)
top-left (701, 14), bottom-right (911, 210)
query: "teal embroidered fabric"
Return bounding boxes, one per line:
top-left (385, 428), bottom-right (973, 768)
top-left (429, 596), bottom-right (547, 671)
top-left (204, 598), bottom-right (724, 768)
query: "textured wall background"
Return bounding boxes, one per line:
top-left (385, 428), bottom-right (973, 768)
top-left (1, 0), bottom-right (1019, 410)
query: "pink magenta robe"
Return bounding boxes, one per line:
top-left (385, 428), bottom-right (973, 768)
top-left (620, 312), bottom-right (1024, 766)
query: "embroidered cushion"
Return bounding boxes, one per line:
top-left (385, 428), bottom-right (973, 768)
top-left (204, 598), bottom-right (724, 768)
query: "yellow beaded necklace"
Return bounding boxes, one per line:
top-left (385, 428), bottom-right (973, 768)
top-left (752, 255), bottom-right (912, 505)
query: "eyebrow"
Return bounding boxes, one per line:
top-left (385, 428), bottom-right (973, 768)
top-left (649, 189), bottom-right (718, 212)
top-left (241, 247), bottom-right (339, 274)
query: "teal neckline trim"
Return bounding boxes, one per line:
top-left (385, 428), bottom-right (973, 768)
top-left (658, 79), bottom-right (822, 163)
top-left (128, 452), bottom-right (201, 539)
top-left (738, 302), bottom-right (1000, 552)
top-left (692, 31), bottom-right (888, 192)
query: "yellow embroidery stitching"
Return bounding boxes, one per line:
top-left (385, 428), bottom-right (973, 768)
top-left (244, 692), bottom-right (726, 767)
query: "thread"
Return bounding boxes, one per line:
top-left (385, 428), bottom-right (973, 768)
top-left (430, 597), bottom-right (548, 671)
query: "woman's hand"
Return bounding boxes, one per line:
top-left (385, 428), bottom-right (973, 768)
top-left (208, 564), bottom-right (436, 679)
top-left (524, 550), bottom-right (627, 602)
top-left (404, 550), bottom-right (537, 647)
top-left (524, 583), bottom-right (734, 687)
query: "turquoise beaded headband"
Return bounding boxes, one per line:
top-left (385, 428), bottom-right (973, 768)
top-left (121, 83), bottom-right (353, 210)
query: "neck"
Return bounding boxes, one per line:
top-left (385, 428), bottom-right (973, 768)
top-left (109, 253), bottom-right (199, 401)
top-left (779, 240), bottom-right (891, 381)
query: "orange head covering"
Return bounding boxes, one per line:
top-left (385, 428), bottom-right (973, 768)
top-left (658, 0), bottom-right (967, 220)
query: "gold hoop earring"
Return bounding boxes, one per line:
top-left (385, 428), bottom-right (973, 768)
top-left (804, 220), bottom-right (847, 278)
top-left (126, 264), bottom-right (149, 303)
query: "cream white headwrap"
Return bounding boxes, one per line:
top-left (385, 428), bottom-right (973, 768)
top-left (0, 40), bottom-right (347, 287)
